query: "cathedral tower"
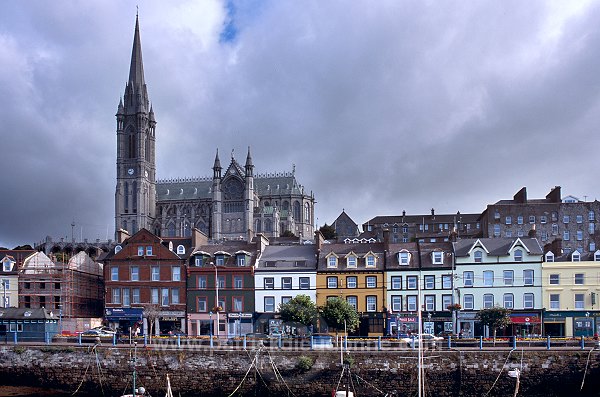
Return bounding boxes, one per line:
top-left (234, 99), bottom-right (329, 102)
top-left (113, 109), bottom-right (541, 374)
top-left (115, 15), bottom-right (156, 236)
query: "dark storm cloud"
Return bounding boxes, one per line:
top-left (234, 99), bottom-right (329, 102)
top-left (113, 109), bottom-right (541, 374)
top-left (1, 0), bottom-right (600, 248)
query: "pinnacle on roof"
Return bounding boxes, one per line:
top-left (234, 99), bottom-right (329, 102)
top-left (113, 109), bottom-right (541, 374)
top-left (245, 146), bottom-right (254, 168)
top-left (128, 14), bottom-right (146, 88)
top-left (213, 149), bottom-right (221, 170)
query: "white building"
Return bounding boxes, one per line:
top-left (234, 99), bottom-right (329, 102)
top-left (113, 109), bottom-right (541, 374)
top-left (254, 244), bottom-right (317, 335)
top-left (453, 238), bottom-right (543, 337)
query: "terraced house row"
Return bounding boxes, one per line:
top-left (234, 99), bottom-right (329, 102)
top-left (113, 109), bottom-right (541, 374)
top-left (96, 226), bottom-right (600, 339)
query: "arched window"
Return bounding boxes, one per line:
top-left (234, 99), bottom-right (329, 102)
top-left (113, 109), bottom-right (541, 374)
top-left (132, 220), bottom-right (137, 234)
top-left (514, 249), bottom-right (523, 262)
top-left (124, 182), bottom-right (129, 211)
top-left (122, 220), bottom-right (128, 232)
top-left (114, 245), bottom-right (122, 254)
top-left (304, 203), bottom-right (310, 222)
top-left (128, 133), bottom-right (136, 158)
top-left (177, 245), bottom-right (185, 255)
top-left (255, 219), bottom-right (262, 233)
top-left (265, 219), bottom-right (273, 232)
top-left (168, 223), bottom-right (176, 237)
top-left (293, 201), bottom-right (301, 220)
top-left (132, 181), bottom-right (137, 212)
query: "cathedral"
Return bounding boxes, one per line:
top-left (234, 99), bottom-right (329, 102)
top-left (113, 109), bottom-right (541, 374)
top-left (114, 17), bottom-right (315, 241)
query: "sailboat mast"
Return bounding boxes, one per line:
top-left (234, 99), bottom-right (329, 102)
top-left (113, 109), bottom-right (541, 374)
top-left (133, 341), bottom-right (137, 396)
top-left (417, 271), bottom-right (423, 397)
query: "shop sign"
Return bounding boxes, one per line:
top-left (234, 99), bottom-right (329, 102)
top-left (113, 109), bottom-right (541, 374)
top-left (228, 313), bottom-right (253, 319)
top-left (160, 311), bottom-right (185, 317)
top-left (511, 315), bottom-right (540, 324)
top-left (105, 307), bottom-right (143, 320)
top-left (397, 317), bottom-right (417, 323)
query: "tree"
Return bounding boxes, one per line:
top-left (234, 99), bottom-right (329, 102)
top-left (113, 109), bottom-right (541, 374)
top-left (12, 244), bottom-right (33, 250)
top-left (319, 223), bottom-right (337, 240)
top-left (279, 295), bottom-right (318, 330)
top-left (320, 297), bottom-right (359, 334)
top-left (143, 303), bottom-right (161, 340)
top-left (280, 230), bottom-right (297, 238)
top-left (476, 306), bottom-right (511, 344)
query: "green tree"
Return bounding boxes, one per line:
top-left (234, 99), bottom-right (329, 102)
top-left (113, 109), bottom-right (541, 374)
top-left (320, 297), bottom-right (359, 334)
top-left (476, 306), bottom-right (511, 344)
top-left (279, 295), bottom-right (318, 329)
top-left (319, 223), bottom-right (336, 240)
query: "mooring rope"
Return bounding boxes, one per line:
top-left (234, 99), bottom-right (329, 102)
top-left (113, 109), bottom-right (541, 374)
top-left (580, 347), bottom-right (594, 391)
top-left (71, 344), bottom-right (98, 395)
top-left (483, 349), bottom-right (514, 397)
top-left (227, 346), bottom-right (265, 397)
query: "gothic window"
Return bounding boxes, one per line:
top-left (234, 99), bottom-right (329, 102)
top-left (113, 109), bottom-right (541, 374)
top-left (293, 201), bottom-right (301, 220)
top-left (265, 219), bottom-right (273, 232)
top-left (132, 220), bottom-right (137, 234)
top-left (282, 201), bottom-right (289, 210)
top-left (144, 130), bottom-right (150, 160)
top-left (304, 203), bottom-right (310, 222)
top-left (255, 219), bottom-right (262, 233)
top-left (132, 181), bottom-right (137, 213)
top-left (222, 178), bottom-right (244, 200)
top-left (122, 220), bottom-right (128, 232)
top-left (124, 182), bottom-right (129, 211)
top-left (168, 223), bottom-right (176, 237)
top-left (128, 134), bottom-right (136, 158)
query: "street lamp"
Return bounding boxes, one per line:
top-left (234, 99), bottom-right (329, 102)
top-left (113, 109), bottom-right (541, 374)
top-left (209, 311), bottom-right (213, 338)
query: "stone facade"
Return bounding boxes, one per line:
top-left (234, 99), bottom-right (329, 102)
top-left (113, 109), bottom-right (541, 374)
top-left (1, 346), bottom-right (600, 396)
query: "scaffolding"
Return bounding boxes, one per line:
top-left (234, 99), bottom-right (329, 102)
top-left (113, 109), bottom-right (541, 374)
top-left (19, 251), bottom-right (104, 321)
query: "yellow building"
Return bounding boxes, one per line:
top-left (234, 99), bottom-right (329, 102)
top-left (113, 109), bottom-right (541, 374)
top-left (316, 238), bottom-right (386, 336)
top-left (542, 251), bottom-right (600, 337)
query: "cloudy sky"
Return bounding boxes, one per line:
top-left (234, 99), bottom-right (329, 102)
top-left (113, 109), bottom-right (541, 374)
top-left (1, 0), bottom-right (600, 248)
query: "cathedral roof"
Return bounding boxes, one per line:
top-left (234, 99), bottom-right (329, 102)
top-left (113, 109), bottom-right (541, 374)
top-left (156, 172), bottom-right (307, 202)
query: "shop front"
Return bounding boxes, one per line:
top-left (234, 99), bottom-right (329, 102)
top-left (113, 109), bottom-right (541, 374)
top-left (422, 312), bottom-right (452, 336)
top-left (105, 308), bottom-right (143, 334)
top-left (457, 312), bottom-right (476, 338)
top-left (188, 312), bottom-right (226, 337)
top-left (510, 312), bottom-right (542, 337)
top-left (227, 313), bottom-right (253, 337)
top-left (157, 310), bottom-right (186, 335)
top-left (543, 311), bottom-right (600, 337)
top-left (388, 315), bottom-right (418, 335)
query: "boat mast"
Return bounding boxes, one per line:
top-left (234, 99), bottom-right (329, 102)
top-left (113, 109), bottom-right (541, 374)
top-left (417, 271), bottom-right (423, 397)
top-left (133, 341), bottom-right (137, 396)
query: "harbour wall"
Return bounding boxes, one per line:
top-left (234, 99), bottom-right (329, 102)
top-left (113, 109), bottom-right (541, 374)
top-left (1, 345), bottom-right (599, 396)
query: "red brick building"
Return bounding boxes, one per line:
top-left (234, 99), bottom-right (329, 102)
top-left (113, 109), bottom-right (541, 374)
top-left (102, 229), bottom-right (189, 335)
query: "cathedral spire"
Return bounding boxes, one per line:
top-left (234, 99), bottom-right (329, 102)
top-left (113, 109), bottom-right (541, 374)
top-left (128, 14), bottom-right (145, 88)
top-left (245, 146), bottom-right (254, 176)
top-left (213, 149), bottom-right (222, 178)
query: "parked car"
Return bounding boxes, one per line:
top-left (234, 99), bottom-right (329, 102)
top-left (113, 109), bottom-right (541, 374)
top-left (81, 329), bottom-right (114, 337)
top-left (91, 326), bottom-right (116, 335)
top-left (402, 333), bottom-right (444, 347)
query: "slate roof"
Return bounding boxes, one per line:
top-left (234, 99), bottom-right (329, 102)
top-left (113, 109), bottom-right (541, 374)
top-left (255, 245), bottom-right (317, 271)
top-left (385, 242), bottom-right (420, 269)
top-left (156, 173), bottom-right (305, 202)
top-left (364, 212), bottom-right (481, 226)
top-left (453, 238), bottom-right (543, 257)
top-left (317, 242), bottom-right (385, 271)
top-left (0, 307), bottom-right (56, 320)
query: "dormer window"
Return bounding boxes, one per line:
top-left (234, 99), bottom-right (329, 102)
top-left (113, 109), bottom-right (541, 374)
top-left (327, 256), bottom-right (338, 268)
top-left (474, 250), bottom-right (483, 263)
top-left (176, 245), bottom-right (185, 255)
top-left (137, 246), bottom-right (144, 256)
top-left (365, 254), bottom-right (375, 268)
top-left (514, 249), bottom-right (523, 262)
top-left (194, 256), bottom-right (204, 267)
top-left (237, 255), bottom-right (246, 267)
top-left (216, 256), bottom-right (225, 266)
top-left (346, 255), bottom-right (357, 268)
top-left (572, 251), bottom-right (581, 262)
top-left (432, 251), bottom-right (443, 265)
top-left (545, 252), bottom-right (555, 263)
top-left (398, 251), bottom-right (410, 266)
top-left (114, 245), bottom-right (122, 255)
top-left (2, 259), bottom-right (14, 272)
top-left (146, 246), bottom-right (153, 256)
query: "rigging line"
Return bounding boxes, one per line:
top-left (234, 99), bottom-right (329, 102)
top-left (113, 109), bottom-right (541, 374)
top-left (226, 349), bottom-right (261, 397)
top-left (335, 366), bottom-right (346, 394)
top-left (266, 350), bottom-right (296, 397)
top-left (483, 349), bottom-right (514, 397)
top-left (579, 347), bottom-right (594, 391)
top-left (71, 344), bottom-right (96, 395)
top-left (354, 373), bottom-right (387, 395)
top-left (94, 347), bottom-right (105, 396)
